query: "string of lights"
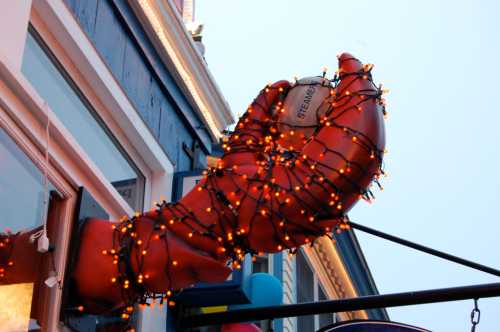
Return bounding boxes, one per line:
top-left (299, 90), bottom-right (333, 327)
top-left (86, 53), bottom-right (387, 326)
top-left (0, 53), bottom-right (386, 330)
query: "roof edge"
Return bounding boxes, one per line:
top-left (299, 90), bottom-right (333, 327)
top-left (129, 0), bottom-right (234, 140)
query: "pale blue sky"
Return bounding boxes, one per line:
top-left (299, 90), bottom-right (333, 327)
top-left (197, 1), bottom-right (500, 331)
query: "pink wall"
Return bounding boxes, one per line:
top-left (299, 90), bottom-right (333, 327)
top-left (0, 0), bottom-right (32, 70)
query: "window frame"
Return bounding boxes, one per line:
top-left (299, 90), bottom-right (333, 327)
top-left (296, 248), bottom-right (338, 331)
top-left (0, 89), bottom-right (77, 331)
top-left (299, 241), bottom-right (368, 325)
top-left (296, 249), bottom-right (316, 332)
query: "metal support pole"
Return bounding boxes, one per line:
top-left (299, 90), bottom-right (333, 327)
top-left (348, 221), bottom-right (500, 278)
top-left (181, 282), bottom-right (500, 328)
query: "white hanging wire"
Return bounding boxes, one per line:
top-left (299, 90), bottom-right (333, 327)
top-left (29, 101), bottom-right (51, 252)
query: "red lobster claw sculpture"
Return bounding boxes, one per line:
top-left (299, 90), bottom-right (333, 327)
top-left (1, 54), bottom-right (386, 321)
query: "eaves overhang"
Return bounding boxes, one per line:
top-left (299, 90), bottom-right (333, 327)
top-left (128, 0), bottom-right (234, 141)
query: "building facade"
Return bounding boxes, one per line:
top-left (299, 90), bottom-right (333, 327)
top-left (257, 229), bottom-right (389, 332)
top-left (0, 0), bottom-right (385, 331)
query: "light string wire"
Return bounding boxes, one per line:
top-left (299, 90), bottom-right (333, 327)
top-left (30, 102), bottom-right (51, 243)
top-left (93, 57), bottom-right (387, 327)
top-left (0, 57), bottom-right (387, 330)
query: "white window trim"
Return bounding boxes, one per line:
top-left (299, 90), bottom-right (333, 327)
top-left (31, 0), bottom-right (175, 209)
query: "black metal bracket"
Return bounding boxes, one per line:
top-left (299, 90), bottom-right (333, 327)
top-left (348, 221), bottom-right (500, 278)
top-left (180, 282), bottom-right (500, 328)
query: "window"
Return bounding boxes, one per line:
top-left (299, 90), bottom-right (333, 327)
top-left (296, 250), bottom-right (338, 331)
top-left (318, 286), bottom-right (335, 328)
top-left (21, 29), bottom-right (145, 211)
top-left (0, 126), bottom-right (54, 232)
top-left (296, 250), bottom-right (315, 332)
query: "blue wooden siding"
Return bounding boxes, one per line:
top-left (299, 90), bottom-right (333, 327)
top-left (63, 0), bottom-right (212, 171)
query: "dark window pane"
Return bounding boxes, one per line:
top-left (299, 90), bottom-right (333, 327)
top-left (252, 254), bottom-right (269, 274)
top-left (21, 30), bottom-right (144, 211)
top-left (296, 250), bottom-right (314, 332)
top-left (318, 286), bottom-right (334, 328)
